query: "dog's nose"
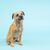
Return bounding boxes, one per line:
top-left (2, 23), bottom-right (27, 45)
top-left (18, 16), bottom-right (23, 20)
top-left (20, 16), bottom-right (23, 19)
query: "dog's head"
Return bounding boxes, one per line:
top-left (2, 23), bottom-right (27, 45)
top-left (12, 11), bottom-right (25, 22)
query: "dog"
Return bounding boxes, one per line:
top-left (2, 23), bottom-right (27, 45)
top-left (7, 11), bottom-right (25, 47)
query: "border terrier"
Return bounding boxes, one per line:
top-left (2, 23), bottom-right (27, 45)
top-left (7, 11), bottom-right (25, 47)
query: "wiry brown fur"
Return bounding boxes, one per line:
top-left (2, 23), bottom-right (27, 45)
top-left (7, 11), bottom-right (25, 47)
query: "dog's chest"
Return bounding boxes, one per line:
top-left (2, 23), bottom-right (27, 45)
top-left (13, 22), bottom-right (22, 38)
top-left (15, 22), bottom-right (22, 32)
top-left (17, 24), bottom-right (22, 31)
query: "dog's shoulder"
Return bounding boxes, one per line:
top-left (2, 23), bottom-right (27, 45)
top-left (10, 22), bottom-right (16, 30)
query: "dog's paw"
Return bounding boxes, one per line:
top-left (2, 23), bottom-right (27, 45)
top-left (11, 43), bottom-right (14, 47)
top-left (18, 42), bottom-right (22, 45)
top-left (7, 41), bottom-right (11, 45)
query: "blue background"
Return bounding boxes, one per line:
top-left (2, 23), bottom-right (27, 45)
top-left (0, 0), bottom-right (50, 50)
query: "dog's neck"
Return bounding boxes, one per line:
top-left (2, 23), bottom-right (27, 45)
top-left (14, 20), bottom-right (22, 26)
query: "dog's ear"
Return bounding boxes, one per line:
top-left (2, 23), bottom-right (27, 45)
top-left (22, 11), bottom-right (25, 15)
top-left (12, 13), bottom-right (14, 19)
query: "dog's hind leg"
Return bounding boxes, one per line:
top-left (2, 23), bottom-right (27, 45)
top-left (7, 32), bottom-right (14, 47)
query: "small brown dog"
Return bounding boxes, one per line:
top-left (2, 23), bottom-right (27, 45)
top-left (7, 11), bottom-right (25, 47)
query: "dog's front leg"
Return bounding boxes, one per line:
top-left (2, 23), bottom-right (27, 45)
top-left (18, 24), bottom-right (23, 45)
top-left (18, 31), bottom-right (22, 45)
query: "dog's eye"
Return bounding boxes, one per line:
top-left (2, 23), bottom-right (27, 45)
top-left (16, 14), bottom-right (18, 16)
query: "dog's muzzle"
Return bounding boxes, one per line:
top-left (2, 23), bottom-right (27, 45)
top-left (18, 16), bottom-right (23, 20)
